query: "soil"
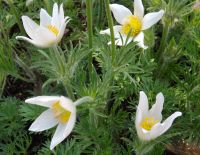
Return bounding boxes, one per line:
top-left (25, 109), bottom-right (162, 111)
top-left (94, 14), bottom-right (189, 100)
top-left (3, 76), bottom-right (33, 100)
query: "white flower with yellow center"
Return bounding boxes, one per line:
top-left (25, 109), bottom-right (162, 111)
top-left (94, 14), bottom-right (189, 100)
top-left (25, 96), bottom-right (92, 150)
top-left (136, 91), bottom-right (182, 141)
top-left (16, 3), bottom-right (70, 48)
top-left (100, 0), bottom-right (164, 49)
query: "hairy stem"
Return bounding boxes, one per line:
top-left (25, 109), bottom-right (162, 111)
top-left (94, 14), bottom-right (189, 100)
top-left (0, 75), bottom-right (6, 97)
top-left (14, 53), bottom-right (36, 81)
top-left (53, 46), bottom-right (75, 100)
top-left (44, 0), bottom-right (51, 14)
top-left (104, 0), bottom-right (115, 60)
top-left (98, 0), bottom-right (104, 28)
top-left (63, 80), bottom-right (75, 101)
top-left (157, 24), bottom-right (170, 62)
top-left (86, 0), bottom-right (93, 74)
top-left (7, 0), bottom-right (24, 33)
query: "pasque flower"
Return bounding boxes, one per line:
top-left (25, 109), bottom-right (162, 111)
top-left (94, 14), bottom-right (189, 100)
top-left (16, 3), bottom-right (70, 48)
top-left (25, 96), bottom-right (92, 150)
top-left (135, 91), bottom-right (182, 141)
top-left (100, 0), bottom-right (164, 49)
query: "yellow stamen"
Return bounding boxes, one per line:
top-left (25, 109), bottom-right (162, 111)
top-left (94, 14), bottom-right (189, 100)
top-left (121, 15), bottom-right (142, 37)
top-left (47, 25), bottom-right (59, 36)
top-left (52, 101), bottom-right (71, 124)
top-left (140, 117), bottom-right (159, 131)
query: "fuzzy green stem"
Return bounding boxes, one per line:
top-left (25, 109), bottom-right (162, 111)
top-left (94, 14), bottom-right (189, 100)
top-left (98, 0), bottom-right (104, 28)
top-left (53, 46), bottom-right (75, 100)
top-left (7, 0), bottom-right (24, 33)
top-left (135, 141), bottom-right (148, 155)
top-left (86, 0), bottom-right (93, 73)
top-left (0, 75), bottom-right (6, 97)
top-left (44, 0), bottom-right (51, 14)
top-left (14, 54), bottom-right (36, 81)
top-left (16, 75), bottom-right (34, 83)
top-left (63, 81), bottom-right (75, 101)
top-left (157, 24), bottom-right (170, 62)
top-left (104, 0), bottom-right (115, 60)
top-left (0, 1), bottom-right (2, 11)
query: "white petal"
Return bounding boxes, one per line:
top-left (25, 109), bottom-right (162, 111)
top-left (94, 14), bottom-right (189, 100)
top-left (50, 112), bottom-right (76, 150)
top-left (137, 91), bottom-right (149, 117)
top-left (149, 112), bottom-right (182, 139)
top-left (56, 17), bottom-right (70, 43)
top-left (18, 26), bottom-right (57, 47)
top-left (135, 109), bottom-right (152, 141)
top-left (135, 108), bottom-right (148, 140)
top-left (110, 4), bottom-right (132, 25)
top-left (21, 16), bottom-right (39, 40)
top-left (133, 32), bottom-right (148, 49)
top-left (100, 25), bottom-right (122, 38)
top-left (59, 96), bottom-right (76, 113)
top-left (149, 92), bottom-right (164, 121)
top-left (29, 109), bottom-right (58, 132)
top-left (40, 8), bottom-right (51, 27)
top-left (51, 3), bottom-right (60, 29)
top-left (134, 0), bottom-right (144, 20)
top-left (160, 112), bottom-right (182, 135)
top-left (16, 35), bottom-right (55, 48)
top-left (34, 26), bottom-right (57, 46)
top-left (59, 4), bottom-right (65, 22)
top-left (63, 111), bottom-right (76, 137)
top-left (56, 22), bottom-right (66, 43)
top-left (25, 96), bottom-right (60, 107)
top-left (142, 10), bottom-right (164, 30)
top-left (135, 108), bottom-right (142, 129)
top-left (20, 16), bottom-right (57, 47)
top-left (16, 36), bottom-right (46, 48)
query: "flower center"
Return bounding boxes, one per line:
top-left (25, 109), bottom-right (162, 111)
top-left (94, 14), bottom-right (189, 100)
top-left (47, 25), bottom-right (59, 36)
top-left (121, 15), bottom-right (142, 37)
top-left (52, 101), bottom-right (71, 124)
top-left (140, 117), bottom-right (159, 131)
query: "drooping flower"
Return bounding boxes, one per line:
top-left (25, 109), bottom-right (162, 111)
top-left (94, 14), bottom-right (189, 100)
top-left (16, 3), bottom-right (70, 48)
top-left (25, 96), bottom-right (92, 150)
top-left (135, 91), bottom-right (182, 141)
top-left (100, 0), bottom-right (164, 49)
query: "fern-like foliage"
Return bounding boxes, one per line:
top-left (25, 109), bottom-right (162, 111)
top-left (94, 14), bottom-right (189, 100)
top-left (0, 98), bottom-right (32, 154)
top-left (19, 104), bottom-right (46, 122)
top-left (38, 139), bottom-right (84, 155)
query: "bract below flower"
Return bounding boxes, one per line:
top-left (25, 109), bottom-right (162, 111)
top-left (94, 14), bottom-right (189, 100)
top-left (135, 91), bottom-right (182, 141)
top-left (16, 3), bottom-right (70, 48)
top-left (100, 0), bottom-right (164, 49)
top-left (25, 96), bottom-right (92, 150)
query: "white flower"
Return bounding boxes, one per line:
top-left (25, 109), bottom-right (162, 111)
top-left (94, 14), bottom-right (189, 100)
top-left (25, 96), bottom-right (92, 150)
top-left (16, 3), bottom-right (70, 48)
top-left (100, 0), bottom-right (164, 49)
top-left (135, 91), bottom-right (182, 141)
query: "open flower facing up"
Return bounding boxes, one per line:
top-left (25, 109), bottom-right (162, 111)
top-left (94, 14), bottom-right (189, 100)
top-left (25, 96), bottom-right (92, 150)
top-left (135, 91), bottom-right (182, 141)
top-left (16, 3), bottom-right (70, 48)
top-left (100, 0), bottom-right (164, 49)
